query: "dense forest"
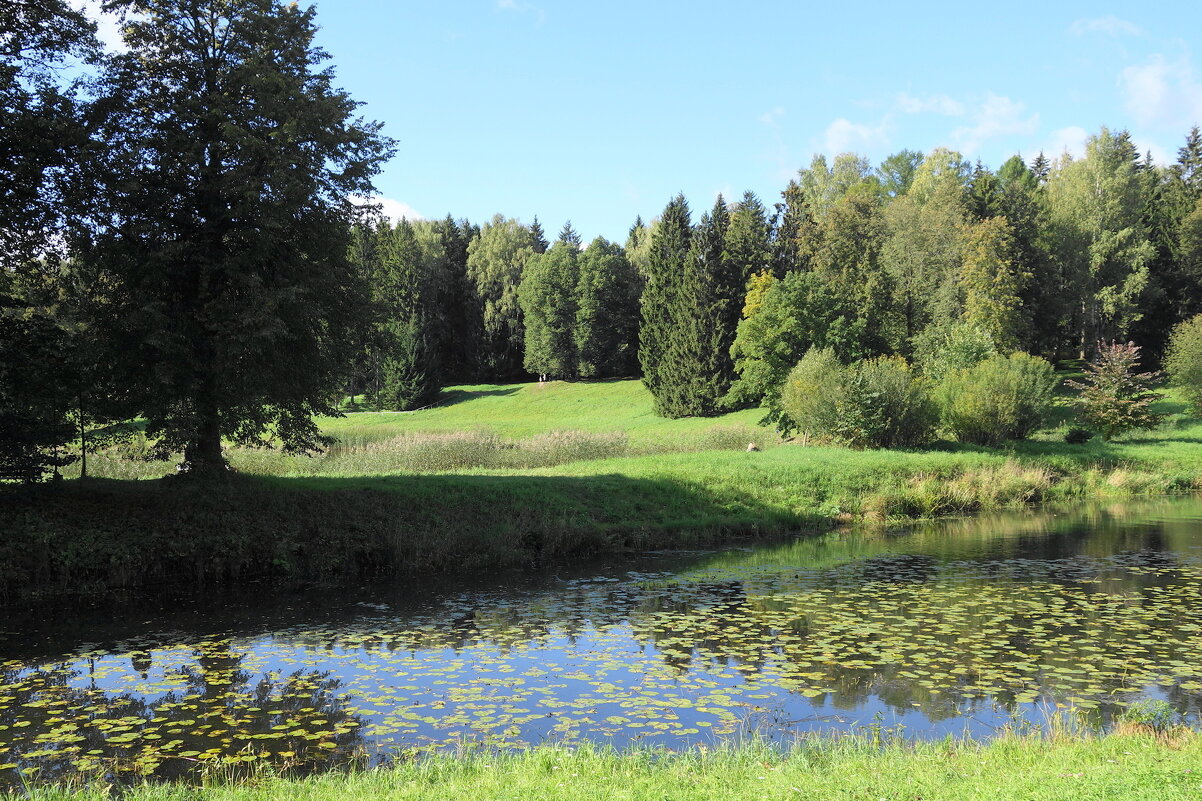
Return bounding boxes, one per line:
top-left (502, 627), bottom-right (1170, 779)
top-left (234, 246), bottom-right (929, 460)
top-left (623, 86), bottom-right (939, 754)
top-left (4, 0), bottom-right (1202, 482)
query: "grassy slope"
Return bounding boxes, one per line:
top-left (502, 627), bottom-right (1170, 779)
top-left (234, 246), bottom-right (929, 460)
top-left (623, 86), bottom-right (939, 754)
top-left (5, 378), bottom-right (1202, 601)
top-left (27, 736), bottom-right (1202, 801)
top-left (323, 380), bottom-right (765, 445)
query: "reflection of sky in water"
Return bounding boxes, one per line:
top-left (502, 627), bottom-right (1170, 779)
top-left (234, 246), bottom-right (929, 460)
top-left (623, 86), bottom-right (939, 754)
top-left (4, 498), bottom-right (1202, 783)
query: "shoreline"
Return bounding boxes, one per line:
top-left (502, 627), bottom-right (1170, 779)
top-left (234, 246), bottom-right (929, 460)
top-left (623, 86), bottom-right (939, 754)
top-left (3, 445), bottom-right (1197, 605)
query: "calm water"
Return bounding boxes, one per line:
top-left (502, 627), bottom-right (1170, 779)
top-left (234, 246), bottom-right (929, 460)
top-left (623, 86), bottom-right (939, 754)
top-left (3, 498), bottom-right (1202, 783)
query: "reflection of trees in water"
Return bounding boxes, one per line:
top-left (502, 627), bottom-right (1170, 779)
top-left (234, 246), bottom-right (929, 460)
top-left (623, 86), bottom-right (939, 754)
top-left (0, 639), bottom-right (364, 788)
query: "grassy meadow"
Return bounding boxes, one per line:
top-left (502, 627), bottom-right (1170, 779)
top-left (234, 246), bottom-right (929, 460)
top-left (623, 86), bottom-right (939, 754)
top-left (22, 734), bottom-right (1202, 801)
top-left (5, 377), bottom-right (1202, 601)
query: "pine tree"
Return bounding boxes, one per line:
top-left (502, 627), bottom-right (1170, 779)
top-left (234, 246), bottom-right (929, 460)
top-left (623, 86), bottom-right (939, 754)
top-left (639, 195), bottom-right (693, 416)
top-left (679, 197), bottom-right (733, 415)
top-left (432, 216), bottom-right (481, 381)
top-left (1177, 126), bottom-right (1202, 202)
top-left (967, 161), bottom-right (1002, 220)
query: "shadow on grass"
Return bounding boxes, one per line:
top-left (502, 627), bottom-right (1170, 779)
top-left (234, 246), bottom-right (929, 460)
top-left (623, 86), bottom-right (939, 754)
top-left (0, 471), bottom-right (815, 604)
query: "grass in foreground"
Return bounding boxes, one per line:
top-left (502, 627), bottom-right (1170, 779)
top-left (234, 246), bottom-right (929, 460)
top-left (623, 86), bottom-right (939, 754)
top-left (22, 734), bottom-right (1202, 801)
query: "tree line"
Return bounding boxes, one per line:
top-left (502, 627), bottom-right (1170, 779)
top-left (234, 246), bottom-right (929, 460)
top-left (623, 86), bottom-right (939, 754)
top-left (4, 1), bottom-right (1202, 482)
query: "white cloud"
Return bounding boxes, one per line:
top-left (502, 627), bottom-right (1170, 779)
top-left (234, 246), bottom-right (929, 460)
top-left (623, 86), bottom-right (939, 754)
top-left (821, 117), bottom-right (891, 154)
top-left (350, 196), bottom-right (424, 224)
top-left (1119, 54), bottom-right (1202, 130)
top-left (895, 93), bottom-right (965, 117)
top-left (496, 0), bottom-right (546, 23)
top-left (950, 93), bottom-right (1039, 156)
top-left (75, 0), bottom-right (127, 52)
top-left (1045, 126), bottom-right (1089, 160)
top-left (1069, 15), bottom-right (1145, 38)
top-left (759, 106), bottom-right (786, 126)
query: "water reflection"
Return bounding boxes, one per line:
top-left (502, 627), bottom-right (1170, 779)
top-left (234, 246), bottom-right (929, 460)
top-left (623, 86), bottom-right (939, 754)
top-left (2, 498), bottom-right (1202, 785)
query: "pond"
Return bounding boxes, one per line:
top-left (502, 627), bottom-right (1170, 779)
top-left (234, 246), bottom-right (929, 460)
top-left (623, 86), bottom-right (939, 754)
top-left (2, 497), bottom-right (1202, 784)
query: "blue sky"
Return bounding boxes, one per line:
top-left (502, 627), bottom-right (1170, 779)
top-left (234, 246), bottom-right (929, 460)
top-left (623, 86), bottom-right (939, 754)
top-left (87, 1), bottom-right (1202, 242)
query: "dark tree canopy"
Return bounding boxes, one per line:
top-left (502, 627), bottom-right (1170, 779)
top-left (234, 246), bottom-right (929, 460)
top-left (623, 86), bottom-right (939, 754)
top-left (77, 0), bottom-right (394, 474)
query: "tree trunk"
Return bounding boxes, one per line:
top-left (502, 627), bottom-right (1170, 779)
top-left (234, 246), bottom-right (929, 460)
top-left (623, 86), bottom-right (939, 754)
top-left (184, 373), bottom-right (227, 477)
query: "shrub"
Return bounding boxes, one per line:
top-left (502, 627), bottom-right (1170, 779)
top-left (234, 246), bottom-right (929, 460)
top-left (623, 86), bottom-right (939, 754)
top-left (780, 348), bottom-right (847, 441)
top-left (913, 322), bottom-right (997, 384)
top-left (838, 357), bottom-right (937, 449)
top-left (1065, 342), bottom-right (1165, 440)
top-left (1064, 426), bottom-right (1093, 444)
top-left (936, 353), bottom-right (1058, 445)
top-left (1164, 314), bottom-right (1202, 415)
top-left (780, 351), bottom-right (936, 449)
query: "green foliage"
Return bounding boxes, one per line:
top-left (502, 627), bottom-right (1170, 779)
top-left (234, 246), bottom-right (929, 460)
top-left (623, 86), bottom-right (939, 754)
top-left (574, 238), bottom-right (640, 378)
top-left (727, 270), bottom-right (862, 422)
top-left (1118, 699), bottom-right (1178, 732)
top-left (1066, 342), bottom-right (1166, 440)
top-left (467, 215), bottom-right (537, 378)
top-left (374, 219), bottom-right (441, 410)
top-left (779, 348), bottom-right (846, 440)
top-left (781, 351), bottom-right (936, 448)
top-left (959, 216), bottom-right (1026, 349)
top-left (1065, 426), bottom-right (1094, 444)
top-left (882, 184), bottom-right (967, 347)
top-left (1165, 314), bottom-right (1202, 414)
top-left (0, 0), bottom-right (94, 276)
top-left (913, 322), bottom-right (998, 384)
top-left (1045, 128), bottom-right (1155, 353)
top-left (0, 313), bottom-right (76, 481)
top-left (937, 353), bottom-right (1058, 446)
top-left (519, 241), bottom-right (580, 379)
top-left (77, 0), bottom-right (394, 474)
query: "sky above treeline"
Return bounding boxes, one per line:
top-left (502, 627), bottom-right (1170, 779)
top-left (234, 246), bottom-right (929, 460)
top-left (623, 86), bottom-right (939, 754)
top-left (83, 0), bottom-right (1202, 242)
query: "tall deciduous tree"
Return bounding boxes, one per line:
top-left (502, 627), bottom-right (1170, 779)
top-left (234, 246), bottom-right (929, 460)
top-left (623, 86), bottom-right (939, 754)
top-left (575, 237), bottom-right (639, 378)
top-left (519, 240), bottom-right (579, 380)
top-left (466, 215), bottom-right (536, 378)
top-left (78, 0), bottom-right (394, 475)
top-left (1045, 128), bottom-right (1154, 357)
top-left (959, 216), bottom-right (1026, 349)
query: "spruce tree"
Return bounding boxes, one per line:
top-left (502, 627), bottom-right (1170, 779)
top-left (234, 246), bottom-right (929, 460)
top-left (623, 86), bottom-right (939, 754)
top-left (376, 219), bottom-right (440, 410)
top-left (639, 195), bottom-right (692, 416)
top-left (1031, 152), bottom-right (1051, 183)
top-left (432, 216), bottom-right (480, 381)
top-left (529, 216), bottom-right (549, 254)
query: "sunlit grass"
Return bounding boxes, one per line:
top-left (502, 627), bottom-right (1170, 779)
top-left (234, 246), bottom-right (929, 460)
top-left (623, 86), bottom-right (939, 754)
top-left (23, 734), bottom-right (1202, 801)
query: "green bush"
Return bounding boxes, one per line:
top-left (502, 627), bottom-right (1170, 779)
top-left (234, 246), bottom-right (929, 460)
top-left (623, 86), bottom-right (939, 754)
top-left (937, 353), bottom-right (1058, 445)
top-left (1165, 314), bottom-right (1202, 415)
top-left (781, 351), bottom-right (936, 449)
top-left (780, 348), bottom-right (846, 440)
top-left (840, 357), bottom-right (938, 449)
top-left (914, 322), bottom-right (998, 384)
top-left (1064, 426), bottom-right (1094, 444)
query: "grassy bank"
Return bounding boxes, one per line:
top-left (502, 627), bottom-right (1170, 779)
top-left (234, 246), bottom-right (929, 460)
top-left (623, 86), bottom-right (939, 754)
top-left (21, 734), bottom-right (1202, 801)
top-left (4, 379), bottom-right (1202, 602)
